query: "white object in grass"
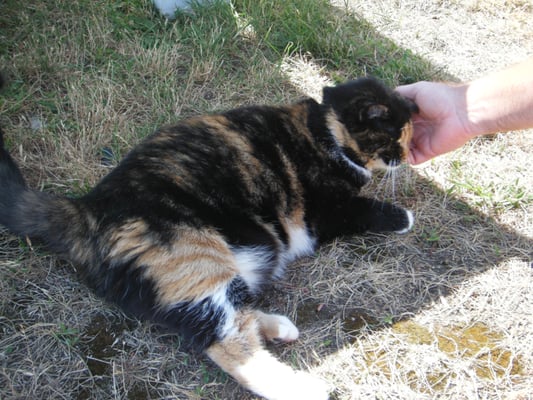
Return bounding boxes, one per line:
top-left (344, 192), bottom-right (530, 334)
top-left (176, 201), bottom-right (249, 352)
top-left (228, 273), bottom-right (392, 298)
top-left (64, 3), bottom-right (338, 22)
top-left (153, 0), bottom-right (228, 18)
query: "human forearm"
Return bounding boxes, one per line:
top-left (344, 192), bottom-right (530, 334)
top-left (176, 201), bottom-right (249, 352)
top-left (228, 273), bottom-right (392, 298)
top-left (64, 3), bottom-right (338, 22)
top-left (463, 56), bottom-right (533, 137)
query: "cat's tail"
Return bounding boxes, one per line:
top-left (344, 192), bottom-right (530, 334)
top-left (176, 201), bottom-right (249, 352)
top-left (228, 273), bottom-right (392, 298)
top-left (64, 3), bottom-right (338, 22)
top-left (0, 128), bottom-right (94, 264)
top-left (205, 310), bottom-right (330, 400)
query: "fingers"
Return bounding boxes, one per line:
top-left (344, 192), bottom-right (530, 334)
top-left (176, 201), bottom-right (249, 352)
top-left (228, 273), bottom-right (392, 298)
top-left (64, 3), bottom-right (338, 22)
top-left (408, 148), bottom-right (429, 165)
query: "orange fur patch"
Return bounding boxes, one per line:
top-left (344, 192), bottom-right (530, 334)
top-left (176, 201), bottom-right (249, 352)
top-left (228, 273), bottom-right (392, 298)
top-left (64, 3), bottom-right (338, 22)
top-left (140, 227), bottom-right (237, 304)
top-left (326, 111), bottom-right (368, 164)
top-left (107, 219), bottom-right (153, 261)
top-left (106, 221), bottom-right (237, 305)
top-left (399, 120), bottom-right (413, 161)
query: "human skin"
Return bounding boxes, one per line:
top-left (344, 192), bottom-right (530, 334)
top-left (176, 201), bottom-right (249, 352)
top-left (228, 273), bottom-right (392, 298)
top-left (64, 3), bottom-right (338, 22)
top-left (397, 57), bottom-right (533, 165)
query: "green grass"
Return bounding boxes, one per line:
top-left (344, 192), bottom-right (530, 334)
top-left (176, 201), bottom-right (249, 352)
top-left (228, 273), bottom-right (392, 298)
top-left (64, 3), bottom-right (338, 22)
top-left (54, 323), bottom-right (82, 347)
top-left (233, 0), bottom-right (436, 84)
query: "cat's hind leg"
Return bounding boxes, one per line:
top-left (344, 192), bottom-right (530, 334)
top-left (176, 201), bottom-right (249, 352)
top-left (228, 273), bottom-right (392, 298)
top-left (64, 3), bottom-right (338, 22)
top-left (205, 309), bottom-right (329, 400)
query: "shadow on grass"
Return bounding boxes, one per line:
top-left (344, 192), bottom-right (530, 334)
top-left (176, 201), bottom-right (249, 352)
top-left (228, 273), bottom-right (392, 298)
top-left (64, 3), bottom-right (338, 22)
top-left (0, 1), bottom-right (530, 399)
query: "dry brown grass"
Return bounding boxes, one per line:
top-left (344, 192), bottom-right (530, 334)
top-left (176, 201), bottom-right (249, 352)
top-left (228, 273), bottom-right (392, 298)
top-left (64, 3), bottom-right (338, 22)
top-left (1, 0), bottom-right (532, 399)
top-left (337, 0), bottom-right (533, 80)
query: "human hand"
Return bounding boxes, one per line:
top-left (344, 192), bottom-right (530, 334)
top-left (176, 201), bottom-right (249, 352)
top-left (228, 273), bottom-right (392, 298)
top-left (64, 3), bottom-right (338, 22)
top-left (396, 82), bottom-right (474, 165)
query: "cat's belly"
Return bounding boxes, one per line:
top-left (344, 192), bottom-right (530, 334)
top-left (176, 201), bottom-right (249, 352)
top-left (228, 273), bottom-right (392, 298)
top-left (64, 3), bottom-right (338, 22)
top-left (232, 224), bottom-right (316, 292)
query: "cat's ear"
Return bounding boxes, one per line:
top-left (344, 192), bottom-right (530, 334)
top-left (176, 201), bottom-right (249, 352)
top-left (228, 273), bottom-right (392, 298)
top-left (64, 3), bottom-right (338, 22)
top-left (323, 86), bottom-right (387, 120)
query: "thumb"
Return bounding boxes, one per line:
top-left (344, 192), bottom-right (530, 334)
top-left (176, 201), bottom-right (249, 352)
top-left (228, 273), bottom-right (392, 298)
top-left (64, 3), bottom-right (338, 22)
top-left (395, 83), bottom-right (421, 100)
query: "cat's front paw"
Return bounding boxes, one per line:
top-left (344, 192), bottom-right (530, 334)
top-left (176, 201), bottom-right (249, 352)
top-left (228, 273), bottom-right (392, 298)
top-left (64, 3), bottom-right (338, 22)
top-left (394, 209), bottom-right (414, 234)
top-left (370, 202), bottom-right (414, 234)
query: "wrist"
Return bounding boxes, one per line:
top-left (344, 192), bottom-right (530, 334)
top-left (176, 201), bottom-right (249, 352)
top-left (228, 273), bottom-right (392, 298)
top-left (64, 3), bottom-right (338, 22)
top-left (450, 83), bottom-right (481, 140)
top-left (463, 80), bottom-right (498, 138)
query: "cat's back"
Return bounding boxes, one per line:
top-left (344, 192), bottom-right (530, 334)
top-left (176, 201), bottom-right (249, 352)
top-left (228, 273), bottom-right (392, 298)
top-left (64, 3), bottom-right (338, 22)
top-left (72, 101), bottom-right (325, 302)
top-left (79, 99), bottom-right (325, 243)
top-left (87, 100), bottom-right (322, 201)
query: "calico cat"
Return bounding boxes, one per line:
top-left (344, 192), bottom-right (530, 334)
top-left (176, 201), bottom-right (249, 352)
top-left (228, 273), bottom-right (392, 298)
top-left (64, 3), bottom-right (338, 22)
top-left (0, 77), bottom-right (416, 400)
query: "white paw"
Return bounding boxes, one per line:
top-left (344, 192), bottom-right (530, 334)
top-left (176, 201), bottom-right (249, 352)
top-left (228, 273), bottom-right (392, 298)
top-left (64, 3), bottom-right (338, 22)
top-left (286, 371), bottom-right (330, 400)
top-left (395, 209), bottom-right (414, 234)
top-left (274, 315), bottom-right (299, 342)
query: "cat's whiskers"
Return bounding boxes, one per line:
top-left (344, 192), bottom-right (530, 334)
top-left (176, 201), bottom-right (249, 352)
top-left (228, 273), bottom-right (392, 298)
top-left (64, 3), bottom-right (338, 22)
top-left (371, 168), bottom-right (390, 207)
top-left (372, 160), bottom-right (406, 209)
top-left (389, 160), bottom-right (400, 202)
top-left (391, 162), bottom-right (412, 203)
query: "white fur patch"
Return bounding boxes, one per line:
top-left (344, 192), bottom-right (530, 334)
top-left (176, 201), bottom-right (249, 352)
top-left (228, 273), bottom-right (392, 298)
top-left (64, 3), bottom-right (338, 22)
top-left (210, 284), bottom-right (236, 337)
top-left (232, 225), bottom-right (315, 286)
top-left (395, 210), bottom-right (414, 234)
top-left (342, 154), bottom-right (372, 180)
top-left (235, 350), bottom-right (330, 400)
top-left (272, 315), bottom-right (299, 342)
top-left (284, 224), bottom-right (316, 263)
top-left (233, 247), bottom-right (274, 291)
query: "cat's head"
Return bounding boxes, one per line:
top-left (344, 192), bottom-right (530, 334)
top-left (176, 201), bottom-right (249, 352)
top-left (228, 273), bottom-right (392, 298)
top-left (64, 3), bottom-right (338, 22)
top-left (322, 77), bottom-right (418, 171)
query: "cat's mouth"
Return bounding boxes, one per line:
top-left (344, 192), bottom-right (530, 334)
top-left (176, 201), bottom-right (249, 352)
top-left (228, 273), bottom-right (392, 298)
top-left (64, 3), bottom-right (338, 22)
top-left (364, 120), bottom-right (413, 171)
top-left (365, 157), bottom-right (401, 171)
